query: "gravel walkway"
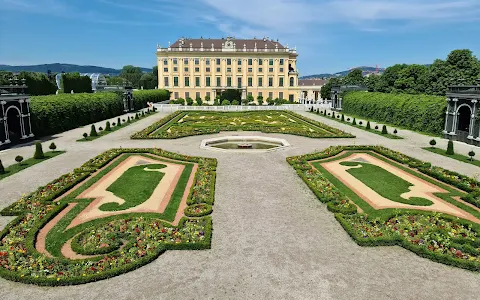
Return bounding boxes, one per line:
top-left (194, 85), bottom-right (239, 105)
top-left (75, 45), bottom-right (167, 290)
top-left (0, 110), bottom-right (479, 300)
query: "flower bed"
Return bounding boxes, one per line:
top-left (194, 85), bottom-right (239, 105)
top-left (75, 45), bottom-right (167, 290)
top-left (288, 146), bottom-right (480, 271)
top-left (0, 148), bottom-right (217, 285)
top-left (131, 111), bottom-right (354, 139)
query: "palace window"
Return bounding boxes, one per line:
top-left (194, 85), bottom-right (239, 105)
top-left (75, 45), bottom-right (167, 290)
top-left (258, 59), bottom-right (263, 65)
top-left (289, 94), bottom-right (294, 102)
top-left (248, 77), bottom-right (253, 87)
top-left (183, 58), bottom-right (189, 64)
top-left (258, 68), bottom-right (263, 73)
top-left (184, 67), bottom-right (189, 72)
top-left (269, 92), bottom-right (273, 99)
top-left (237, 67), bottom-right (242, 72)
top-left (269, 68), bottom-right (273, 73)
top-left (206, 59), bottom-right (210, 65)
top-left (237, 77), bottom-right (242, 88)
top-left (248, 68), bottom-right (253, 72)
top-left (206, 77), bottom-right (211, 87)
top-left (164, 68), bottom-right (168, 72)
top-left (269, 59), bottom-right (274, 66)
top-left (258, 92), bottom-right (262, 97)
top-left (280, 59), bottom-right (284, 65)
top-left (248, 59), bottom-right (253, 65)
top-left (227, 77), bottom-right (232, 87)
top-left (173, 58), bottom-right (178, 65)
top-left (185, 77), bottom-right (190, 87)
top-left (195, 67), bottom-right (200, 72)
top-left (206, 67), bottom-right (211, 72)
top-left (194, 58), bottom-right (200, 65)
top-left (185, 92), bottom-right (190, 98)
top-left (206, 92), bottom-right (211, 98)
top-left (279, 77), bottom-right (284, 87)
top-left (268, 77), bottom-right (273, 87)
top-left (290, 77), bottom-right (294, 87)
top-left (196, 92), bottom-right (200, 99)
top-left (216, 58), bottom-right (221, 65)
top-left (174, 92), bottom-right (179, 99)
top-left (195, 77), bottom-right (200, 87)
top-left (280, 68), bottom-right (284, 73)
top-left (216, 67), bottom-right (221, 72)
top-left (227, 59), bottom-right (232, 65)
top-left (227, 67), bottom-right (232, 73)
top-left (164, 77), bottom-right (169, 87)
top-left (216, 77), bottom-right (221, 87)
top-left (258, 77), bottom-right (263, 87)
top-left (173, 67), bottom-right (178, 72)
top-left (174, 77), bottom-right (179, 87)
top-left (163, 59), bottom-right (168, 65)
top-left (237, 59), bottom-right (242, 65)
top-left (279, 92), bottom-right (283, 99)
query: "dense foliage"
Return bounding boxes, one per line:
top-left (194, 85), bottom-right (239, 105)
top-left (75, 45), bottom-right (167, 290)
top-left (30, 90), bottom-right (168, 136)
top-left (342, 91), bottom-right (446, 135)
top-left (0, 71), bottom-right (57, 95)
top-left (61, 73), bottom-right (92, 93)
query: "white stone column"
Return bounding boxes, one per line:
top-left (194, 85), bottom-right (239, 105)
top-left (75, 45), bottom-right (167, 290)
top-left (443, 98), bottom-right (451, 134)
top-left (18, 100), bottom-right (27, 138)
top-left (1, 101), bottom-right (9, 143)
top-left (450, 98), bottom-right (458, 134)
top-left (468, 99), bottom-right (477, 139)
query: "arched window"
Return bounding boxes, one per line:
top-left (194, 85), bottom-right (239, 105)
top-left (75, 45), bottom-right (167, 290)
top-left (289, 77), bottom-right (294, 87)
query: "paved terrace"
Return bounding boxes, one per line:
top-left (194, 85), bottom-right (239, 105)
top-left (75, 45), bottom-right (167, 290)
top-left (0, 111), bottom-right (478, 300)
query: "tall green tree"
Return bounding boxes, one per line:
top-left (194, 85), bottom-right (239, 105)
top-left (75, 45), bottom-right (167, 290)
top-left (320, 77), bottom-right (342, 99)
top-left (393, 64), bottom-right (428, 94)
top-left (344, 68), bottom-right (364, 85)
top-left (120, 65), bottom-right (143, 88)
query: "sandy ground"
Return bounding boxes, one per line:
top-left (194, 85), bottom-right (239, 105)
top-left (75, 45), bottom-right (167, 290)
top-left (1, 111), bottom-right (480, 299)
top-left (321, 152), bottom-right (480, 224)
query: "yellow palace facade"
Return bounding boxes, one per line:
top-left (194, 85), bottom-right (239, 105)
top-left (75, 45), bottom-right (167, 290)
top-left (156, 37), bottom-right (300, 103)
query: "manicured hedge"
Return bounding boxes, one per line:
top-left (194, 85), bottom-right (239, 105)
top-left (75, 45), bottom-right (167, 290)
top-left (29, 90), bottom-right (169, 137)
top-left (133, 89), bottom-right (171, 109)
top-left (342, 92), bottom-right (446, 135)
top-left (20, 72), bottom-right (57, 96)
top-left (30, 93), bottom-right (123, 136)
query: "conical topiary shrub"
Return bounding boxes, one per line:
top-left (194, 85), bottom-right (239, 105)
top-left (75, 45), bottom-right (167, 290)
top-left (0, 159), bottom-right (5, 174)
top-left (332, 111), bottom-right (335, 119)
top-left (33, 142), bottom-right (45, 159)
top-left (341, 114), bottom-right (345, 122)
top-left (366, 121), bottom-right (371, 130)
top-left (49, 142), bottom-right (57, 151)
top-left (127, 116), bottom-right (131, 123)
top-left (381, 125), bottom-right (388, 134)
top-left (90, 125), bottom-right (98, 137)
top-left (446, 140), bottom-right (454, 155)
top-left (105, 121), bottom-right (111, 131)
top-left (117, 117), bottom-right (121, 126)
top-left (352, 118), bottom-right (356, 125)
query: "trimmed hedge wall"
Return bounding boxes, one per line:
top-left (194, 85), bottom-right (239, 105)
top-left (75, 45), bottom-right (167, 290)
top-left (62, 73), bottom-right (92, 93)
top-left (30, 90), bottom-right (170, 137)
top-left (19, 72), bottom-right (57, 96)
top-left (133, 89), bottom-right (171, 108)
top-left (342, 92), bottom-right (446, 135)
top-left (30, 93), bottom-right (123, 136)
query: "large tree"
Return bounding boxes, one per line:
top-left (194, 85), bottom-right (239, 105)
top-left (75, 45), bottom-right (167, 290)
top-left (344, 68), bottom-right (364, 85)
top-left (120, 65), bottom-right (143, 88)
top-left (393, 64), bottom-right (428, 94)
top-left (320, 77), bottom-right (343, 99)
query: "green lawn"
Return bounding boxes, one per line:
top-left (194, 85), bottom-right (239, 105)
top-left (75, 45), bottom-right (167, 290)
top-left (101, 164), bottom-right (167, 211)
top-left (0, 151), bottom-right (66, 180)
top-left (340, 161), bottom-right (433, 206)
top-left (77, 111), bottom-right (157, 142)
top-left (313, 111), bottom-right (403, 139)
top-left (423, 147), bottom-right (480, 167)
top-left (133, 110), bottom-right (353, 139)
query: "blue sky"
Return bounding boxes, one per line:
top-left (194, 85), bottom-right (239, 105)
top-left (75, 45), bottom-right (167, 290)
top-left (1, 0), bottom-right (480, 75)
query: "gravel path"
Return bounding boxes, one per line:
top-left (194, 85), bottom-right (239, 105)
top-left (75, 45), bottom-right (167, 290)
top-left (0, 110), bottom-right (479, 300)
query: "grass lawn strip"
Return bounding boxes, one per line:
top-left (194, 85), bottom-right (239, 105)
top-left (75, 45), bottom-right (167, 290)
top-left (132, 110), bottom-right (354, 139)
top-left (0, 151), bottom-right (66, 180)
top-left (288, 146), bottom-right (480, 271)
top-left (0, 148), bottom-right (216, 285)
top-left (423, 147), bottom-right (480, 168)
top-left (77, 111), bottom-right (157, 142)
top-left (312, 111), bottom-right (402, 139)
top-left (339, 161), bottom-right (433, 206)
top-left (102, 164), bottom-right (167, 211)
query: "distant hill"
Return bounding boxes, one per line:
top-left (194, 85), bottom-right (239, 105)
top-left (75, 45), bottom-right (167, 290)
top-left (0, 63), bottom-right (152, 75)
top-left (301, 66), bottom-right (386, 79)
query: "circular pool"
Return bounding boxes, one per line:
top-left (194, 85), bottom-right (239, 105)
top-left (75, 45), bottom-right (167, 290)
top-left (200, 136), bottom-right (290, 152)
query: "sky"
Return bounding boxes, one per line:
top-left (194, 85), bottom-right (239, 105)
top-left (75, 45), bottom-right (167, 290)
top-left (0, 0), bottom-right (480, 75)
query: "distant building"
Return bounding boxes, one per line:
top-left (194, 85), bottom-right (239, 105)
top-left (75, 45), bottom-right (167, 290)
top-left (298, 79), bottom-right (328, 104)
top-left (156, 36), bottom-right (300, 103)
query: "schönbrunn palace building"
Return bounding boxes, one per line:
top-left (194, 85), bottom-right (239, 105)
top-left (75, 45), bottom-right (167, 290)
top-left (156, 37), bottom-right (300, 103)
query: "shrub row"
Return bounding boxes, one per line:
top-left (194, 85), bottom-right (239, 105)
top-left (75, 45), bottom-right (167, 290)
top-left (342, 92), bottom-right (446, 135)
top-left (30, 90), bottom-right (169, 137)
top-left (62, 73), bottom-right (92, 93)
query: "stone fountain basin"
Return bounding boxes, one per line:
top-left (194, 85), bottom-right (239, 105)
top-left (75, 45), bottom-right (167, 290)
top-left (200, 136), bottom-right (290, 153)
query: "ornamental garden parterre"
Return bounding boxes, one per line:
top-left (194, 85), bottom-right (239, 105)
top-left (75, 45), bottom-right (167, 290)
top-left (0, 148), bottom-right (216, 285)
top-left (288, 145), bottom-right (480, 271)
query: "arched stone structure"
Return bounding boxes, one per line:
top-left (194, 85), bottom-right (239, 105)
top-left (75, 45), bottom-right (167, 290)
top-left (330, 85), bottom-right (368, 111)
top-left (444, 81), bottom-right (480, 145)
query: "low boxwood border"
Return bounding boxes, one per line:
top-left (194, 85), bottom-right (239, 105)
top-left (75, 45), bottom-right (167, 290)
top-left (0, 148), bottom-right (217, 286)
top-left (131, 110), bottom-right (355, 139)
top-left (288, 145), bottom-right (480, 272)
